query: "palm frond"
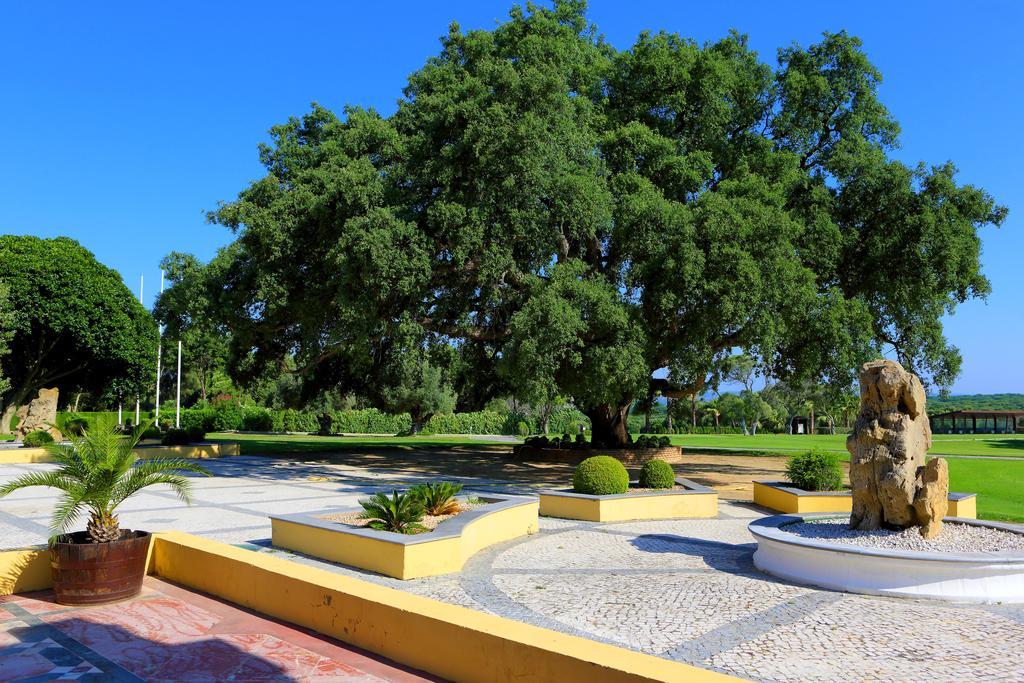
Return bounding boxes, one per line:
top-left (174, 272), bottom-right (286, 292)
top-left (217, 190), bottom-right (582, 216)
top-left (110, 458), bottom-right (208, 508)
top-left (0, 471), bottom-right (80, 498)
top-left (4, 415), bottom-right (209, 542)
top-left (49, 489), bottom-right (88, 542)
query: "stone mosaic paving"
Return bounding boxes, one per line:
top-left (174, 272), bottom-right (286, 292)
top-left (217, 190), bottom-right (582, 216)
top-left (4, 456), bottom-right (1024, 681)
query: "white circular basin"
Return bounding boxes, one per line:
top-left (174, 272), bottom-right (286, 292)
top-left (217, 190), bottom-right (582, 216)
top-left (749, 514), bottom-right (1024, 603)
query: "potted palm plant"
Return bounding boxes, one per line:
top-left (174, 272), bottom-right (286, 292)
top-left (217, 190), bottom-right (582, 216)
top-left (0, 416), bottom-right (208, 605)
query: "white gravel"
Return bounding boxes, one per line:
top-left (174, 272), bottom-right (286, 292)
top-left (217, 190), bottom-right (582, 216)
top-left (784, 518), bottom-right (1024, 553)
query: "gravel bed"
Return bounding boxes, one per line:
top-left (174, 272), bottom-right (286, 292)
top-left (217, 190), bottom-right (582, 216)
top-left (321, 502), bottom-right (486, 533)
top-left (784, 518), bottom-right (1024, 553)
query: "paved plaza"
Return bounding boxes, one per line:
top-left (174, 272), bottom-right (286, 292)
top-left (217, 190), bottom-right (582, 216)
top-left (2, 455), bottom-right (1024, 681)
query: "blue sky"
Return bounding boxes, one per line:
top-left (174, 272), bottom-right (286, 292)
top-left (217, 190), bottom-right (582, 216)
top-left (2, 1), bottom-right (1020, 394)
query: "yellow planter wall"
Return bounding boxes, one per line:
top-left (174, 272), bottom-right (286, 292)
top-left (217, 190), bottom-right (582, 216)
top-left (0, 547), bottom-right (51, 595)
top-left (0, 442), bottom-right (240, 464)
top-left (148, 531), bottom-right (737, 683)
top-left (753, 481), bottom-right (977, 519)
top-left (539, 479), bottom-right (718, 522)
top-left (272, 497), bottom-right (539, 580)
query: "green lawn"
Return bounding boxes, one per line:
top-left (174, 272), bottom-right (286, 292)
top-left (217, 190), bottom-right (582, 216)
top-left (207, 432), bottom-right (516, 455)
top-left (663, 432), bottom-right (1024, 458)
top-left (947, 458), bottom-right (1024, 522)
top-left (0, 434), bottom-right (12, 441)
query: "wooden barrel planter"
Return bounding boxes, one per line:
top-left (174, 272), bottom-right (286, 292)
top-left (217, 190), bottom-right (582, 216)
top-left (50, 530), bottom-right (151, 605)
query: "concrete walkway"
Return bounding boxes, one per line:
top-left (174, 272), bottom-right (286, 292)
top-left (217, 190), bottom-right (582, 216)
top-left (3, 456), bottom-right (1024, 681)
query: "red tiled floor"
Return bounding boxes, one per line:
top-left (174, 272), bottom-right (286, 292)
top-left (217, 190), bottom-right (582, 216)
top-left (0, 577), bottom-right (439, 682)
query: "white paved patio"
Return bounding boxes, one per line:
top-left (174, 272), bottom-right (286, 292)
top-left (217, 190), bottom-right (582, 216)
top-left (2, 456), bottom-right (1023, 682)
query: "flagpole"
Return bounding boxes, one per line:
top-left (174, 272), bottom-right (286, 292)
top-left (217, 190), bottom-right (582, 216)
top-left (155, 270), bottom-right (164, 420)
top-left (136, 274), bottom-right (143, 426)
top-left (175, 340), bottom-right (182, 428)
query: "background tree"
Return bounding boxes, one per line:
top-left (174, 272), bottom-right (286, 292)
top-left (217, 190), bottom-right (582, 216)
top-left (195, 2), bottom-right (1004, 447)
top-left (0, 236), bottom-right (158, 433)
top-left (381, 358), bottom-right (456, 434)
top-left (0, 282), bottom-right (12, 399)
top-left (154, 252), bottom-right (229, 403)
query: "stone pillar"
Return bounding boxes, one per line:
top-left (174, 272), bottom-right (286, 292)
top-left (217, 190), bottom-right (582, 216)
top-left (846, 360), bottom-right (948, 538)
top-left (14, 388), bottom-right (63, 441)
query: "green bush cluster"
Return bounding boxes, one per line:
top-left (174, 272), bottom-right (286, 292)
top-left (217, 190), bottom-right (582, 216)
top-left (786, 449), bottom-right (844, 492)
top-left (317, 408), bottom-right (411, 435)
top-left (638, 460), bottom-right (675, 489)
top-left (423, 410), bottom-right (507, 435)
top-left (633, 435), bottom-right (671, 448)
top-left (524, 433), bottom-right (588, 450)
top-left (573, 455), bottom-right (629, 495)
top-left (22, 430), bottom-right (55, 447)
top-left (161, 426), bottom-right (206, 445)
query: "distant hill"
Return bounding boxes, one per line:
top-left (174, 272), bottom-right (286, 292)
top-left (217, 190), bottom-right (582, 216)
top-left (927, 393), bottom-right (1024, 413)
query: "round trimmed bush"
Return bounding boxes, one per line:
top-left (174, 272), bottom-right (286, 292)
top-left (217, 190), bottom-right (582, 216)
top-left (573, 455), bottom-right (629, 495)
top-left (786, 449), bottom-right (843, 491)
top-left (22, 430), bottom-right (54, 448)
top-left (638, 459), bottom-right (675, 489)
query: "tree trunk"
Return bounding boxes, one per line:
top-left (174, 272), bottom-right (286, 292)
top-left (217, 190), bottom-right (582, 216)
top-left (73, 392), bottom-right (82, 412)
top-left (665, 398), bottom-right (673, 432)
top-left (643, 409), bottom-right (651, 433)
top-left (691, 393), bottom-right (697, 427)
top-left (584, 403), bottom-right (632, 448)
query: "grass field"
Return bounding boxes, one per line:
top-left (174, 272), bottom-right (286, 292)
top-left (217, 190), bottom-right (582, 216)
top-left (665, 432), bottom-right (1024, 458)
top-left (207, 432), bottom-right (515, 455)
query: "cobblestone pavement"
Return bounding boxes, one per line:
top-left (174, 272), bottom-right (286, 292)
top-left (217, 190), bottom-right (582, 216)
top-left (4, 456), bottom-right (1024, 681)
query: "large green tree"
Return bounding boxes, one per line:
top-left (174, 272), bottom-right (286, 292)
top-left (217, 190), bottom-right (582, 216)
top-left (0, 236), bottom-right (159, 432)
top-left (194, 1), bottom-right (1005, 447)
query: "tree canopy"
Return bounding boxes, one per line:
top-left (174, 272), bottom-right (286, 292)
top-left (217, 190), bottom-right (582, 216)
top-left (0, 236), bottom-right (159, 432)
top-left (185, 1), bottom-right (1005, 446)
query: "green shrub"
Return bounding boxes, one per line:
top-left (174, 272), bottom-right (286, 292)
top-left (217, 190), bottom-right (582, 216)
top-left (140, 426), bottom-right (163, 440)
top-left (657, 435), bottom-right (671, 447)
top-left (280, 408), bottom-right (319, 433)
top-left (359, 490), bottom-right (425, 534)
top-left (638, 460), bottom-right (675, 489)
top-left (162, 428), bottom-right (191, 446)
top-left (181, 408), bottom-right (216, 433)
top-left (241, 407), bottom-right (274, 431)
top-left (516, 421), bottom-right (530, 437)
top-left (573, 455), bottom-right (629, 495)
top-left (185, 426), bottom-right (206, 443)
top-left (317, 408), bottom-right (410, 435)
top-left (63, 417), bottom-right (90, 436)
top-left (23, 430), bottom-right (54, 448)
top-left (409, 481), bottom-right (464, 515)
top-left (786, 449), bottom-right (844, 492)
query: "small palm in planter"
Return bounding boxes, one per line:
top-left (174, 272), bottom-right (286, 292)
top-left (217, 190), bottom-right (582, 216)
top-left (0, 416), bottom-right (209, 605)
top-left (359, 490), bottom-right (426, 534)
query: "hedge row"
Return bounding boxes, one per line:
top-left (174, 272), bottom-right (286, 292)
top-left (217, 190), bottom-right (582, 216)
top-left (638, 424), bottom-right (746, 435)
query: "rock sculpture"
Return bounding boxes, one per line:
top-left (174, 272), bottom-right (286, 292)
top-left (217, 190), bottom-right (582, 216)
top-left (14, 387), bottom-right (62, 441)
top-left (846, 360), bottom-right (948, 539)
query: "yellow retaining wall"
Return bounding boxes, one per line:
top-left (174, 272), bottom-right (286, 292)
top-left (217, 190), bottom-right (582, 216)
top-left (149, 531), bottom-right (736, 682)
top-left (539, 491), bottom-right (718, 523)
top-left (753, 481), bottom-right (977, 519)
top-left (948, 495), bottom-right (977, 519)
top-left (0, 442), bottom-right (240, 464)
top-left (0, 547), bottom-right (51, 595)
top-left (272, 498), bottom-right (539, 580)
